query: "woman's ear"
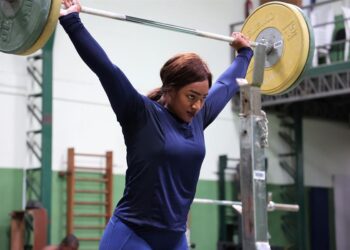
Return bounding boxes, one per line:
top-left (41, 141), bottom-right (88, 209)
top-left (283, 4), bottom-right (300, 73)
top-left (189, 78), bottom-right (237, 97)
top-left (162, 89), bottom-right (175, 107)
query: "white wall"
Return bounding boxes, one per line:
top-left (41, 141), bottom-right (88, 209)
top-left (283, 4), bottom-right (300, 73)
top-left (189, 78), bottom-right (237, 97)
top-left (0, 54), bottom-right (28, 168)
top-left (267, 114), bottom-right (350, 188)
top-left (304, 119), bottom-right (350, 187)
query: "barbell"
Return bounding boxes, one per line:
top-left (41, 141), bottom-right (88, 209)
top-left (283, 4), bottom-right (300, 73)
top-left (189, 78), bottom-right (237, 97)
top-left (0, 0), bottom-right (314, 95)
top-left (193, 198), bottom-right (299, 212)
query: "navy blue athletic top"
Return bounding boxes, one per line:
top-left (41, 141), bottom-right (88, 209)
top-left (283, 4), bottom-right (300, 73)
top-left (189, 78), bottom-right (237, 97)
top-left (60, 13), bottom-right (253, 233)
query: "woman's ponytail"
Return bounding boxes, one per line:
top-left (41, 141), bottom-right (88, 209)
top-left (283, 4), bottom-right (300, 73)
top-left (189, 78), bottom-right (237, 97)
top-left (147, 87), bottom-right (163, 101)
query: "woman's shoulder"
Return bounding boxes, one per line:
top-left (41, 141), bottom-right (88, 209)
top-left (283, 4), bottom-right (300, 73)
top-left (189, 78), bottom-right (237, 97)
top-left (142, 95), bottom-right (165, 112)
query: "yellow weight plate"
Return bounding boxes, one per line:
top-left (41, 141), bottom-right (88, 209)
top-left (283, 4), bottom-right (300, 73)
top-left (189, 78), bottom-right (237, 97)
top-left (19, 0), bottom-right (61, 55)
top-left (241, 1), bottom-right (312, 95)
top-left (278, 3), bottom-right (314, 94)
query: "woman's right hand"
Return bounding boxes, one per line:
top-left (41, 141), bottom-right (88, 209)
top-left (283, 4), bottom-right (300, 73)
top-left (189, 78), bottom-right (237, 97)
top-left (60, 0), bottom-right (82, 16)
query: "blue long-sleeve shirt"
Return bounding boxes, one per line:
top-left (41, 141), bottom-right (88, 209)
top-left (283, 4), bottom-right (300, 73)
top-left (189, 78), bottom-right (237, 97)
top-left (60, 13), bottom-right (253, 232)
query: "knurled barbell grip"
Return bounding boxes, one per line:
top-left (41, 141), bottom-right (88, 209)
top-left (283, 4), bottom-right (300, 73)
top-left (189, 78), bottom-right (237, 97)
top-left (80, 6), bottom-right (258, 47)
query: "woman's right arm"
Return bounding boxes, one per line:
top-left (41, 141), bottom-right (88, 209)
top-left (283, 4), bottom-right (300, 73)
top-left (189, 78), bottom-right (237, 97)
top-left (59, 13), bottom-right (144, 125)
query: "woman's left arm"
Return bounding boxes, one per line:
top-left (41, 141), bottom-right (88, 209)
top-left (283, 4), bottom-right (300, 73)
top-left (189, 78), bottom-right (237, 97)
top-left (201, 47), bottom-right (253, 128)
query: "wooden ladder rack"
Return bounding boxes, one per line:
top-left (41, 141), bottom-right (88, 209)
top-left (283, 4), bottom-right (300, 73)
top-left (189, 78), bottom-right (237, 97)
top-left (66, 148), bottom-right (113, 243)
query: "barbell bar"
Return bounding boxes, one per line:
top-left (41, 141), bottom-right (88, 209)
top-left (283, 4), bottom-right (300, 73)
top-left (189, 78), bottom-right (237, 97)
top-left (81, 6), bottom-right (259, 47)
top-left (0, 0), bottom-right (314, 95)
top-left (193, 198), bottom-right (299, 212)
top-left (0, 0), bottom-right (258, 55)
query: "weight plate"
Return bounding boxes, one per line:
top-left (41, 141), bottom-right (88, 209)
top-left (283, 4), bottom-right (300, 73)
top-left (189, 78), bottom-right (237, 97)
top-left (278, 4), bottom-right (314, 94)
top-left (19, 0), bottom-right (60, 55)
top-left (0, 0), bottom-right (52, 54)
top-left (241, 1), bottom-right (313, 95)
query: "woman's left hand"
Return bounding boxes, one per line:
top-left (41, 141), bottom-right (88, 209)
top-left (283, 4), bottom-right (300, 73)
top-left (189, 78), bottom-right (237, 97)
top-left (230, 32), bottom-right (251, 50)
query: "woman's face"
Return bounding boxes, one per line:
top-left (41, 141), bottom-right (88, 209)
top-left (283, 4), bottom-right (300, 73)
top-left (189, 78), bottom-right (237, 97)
top-left (165, 80), bottom-right (209, 123)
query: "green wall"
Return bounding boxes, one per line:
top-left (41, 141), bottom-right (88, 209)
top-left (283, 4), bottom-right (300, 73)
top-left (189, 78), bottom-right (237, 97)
top-left (190, 180), bottom-right (221, 250)
top-left (50, 172), bottom-right (125, 249)
top-left (0, 168), bottom-right (335, 250)
top-left (0, 169), bottom-right (23, 250)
